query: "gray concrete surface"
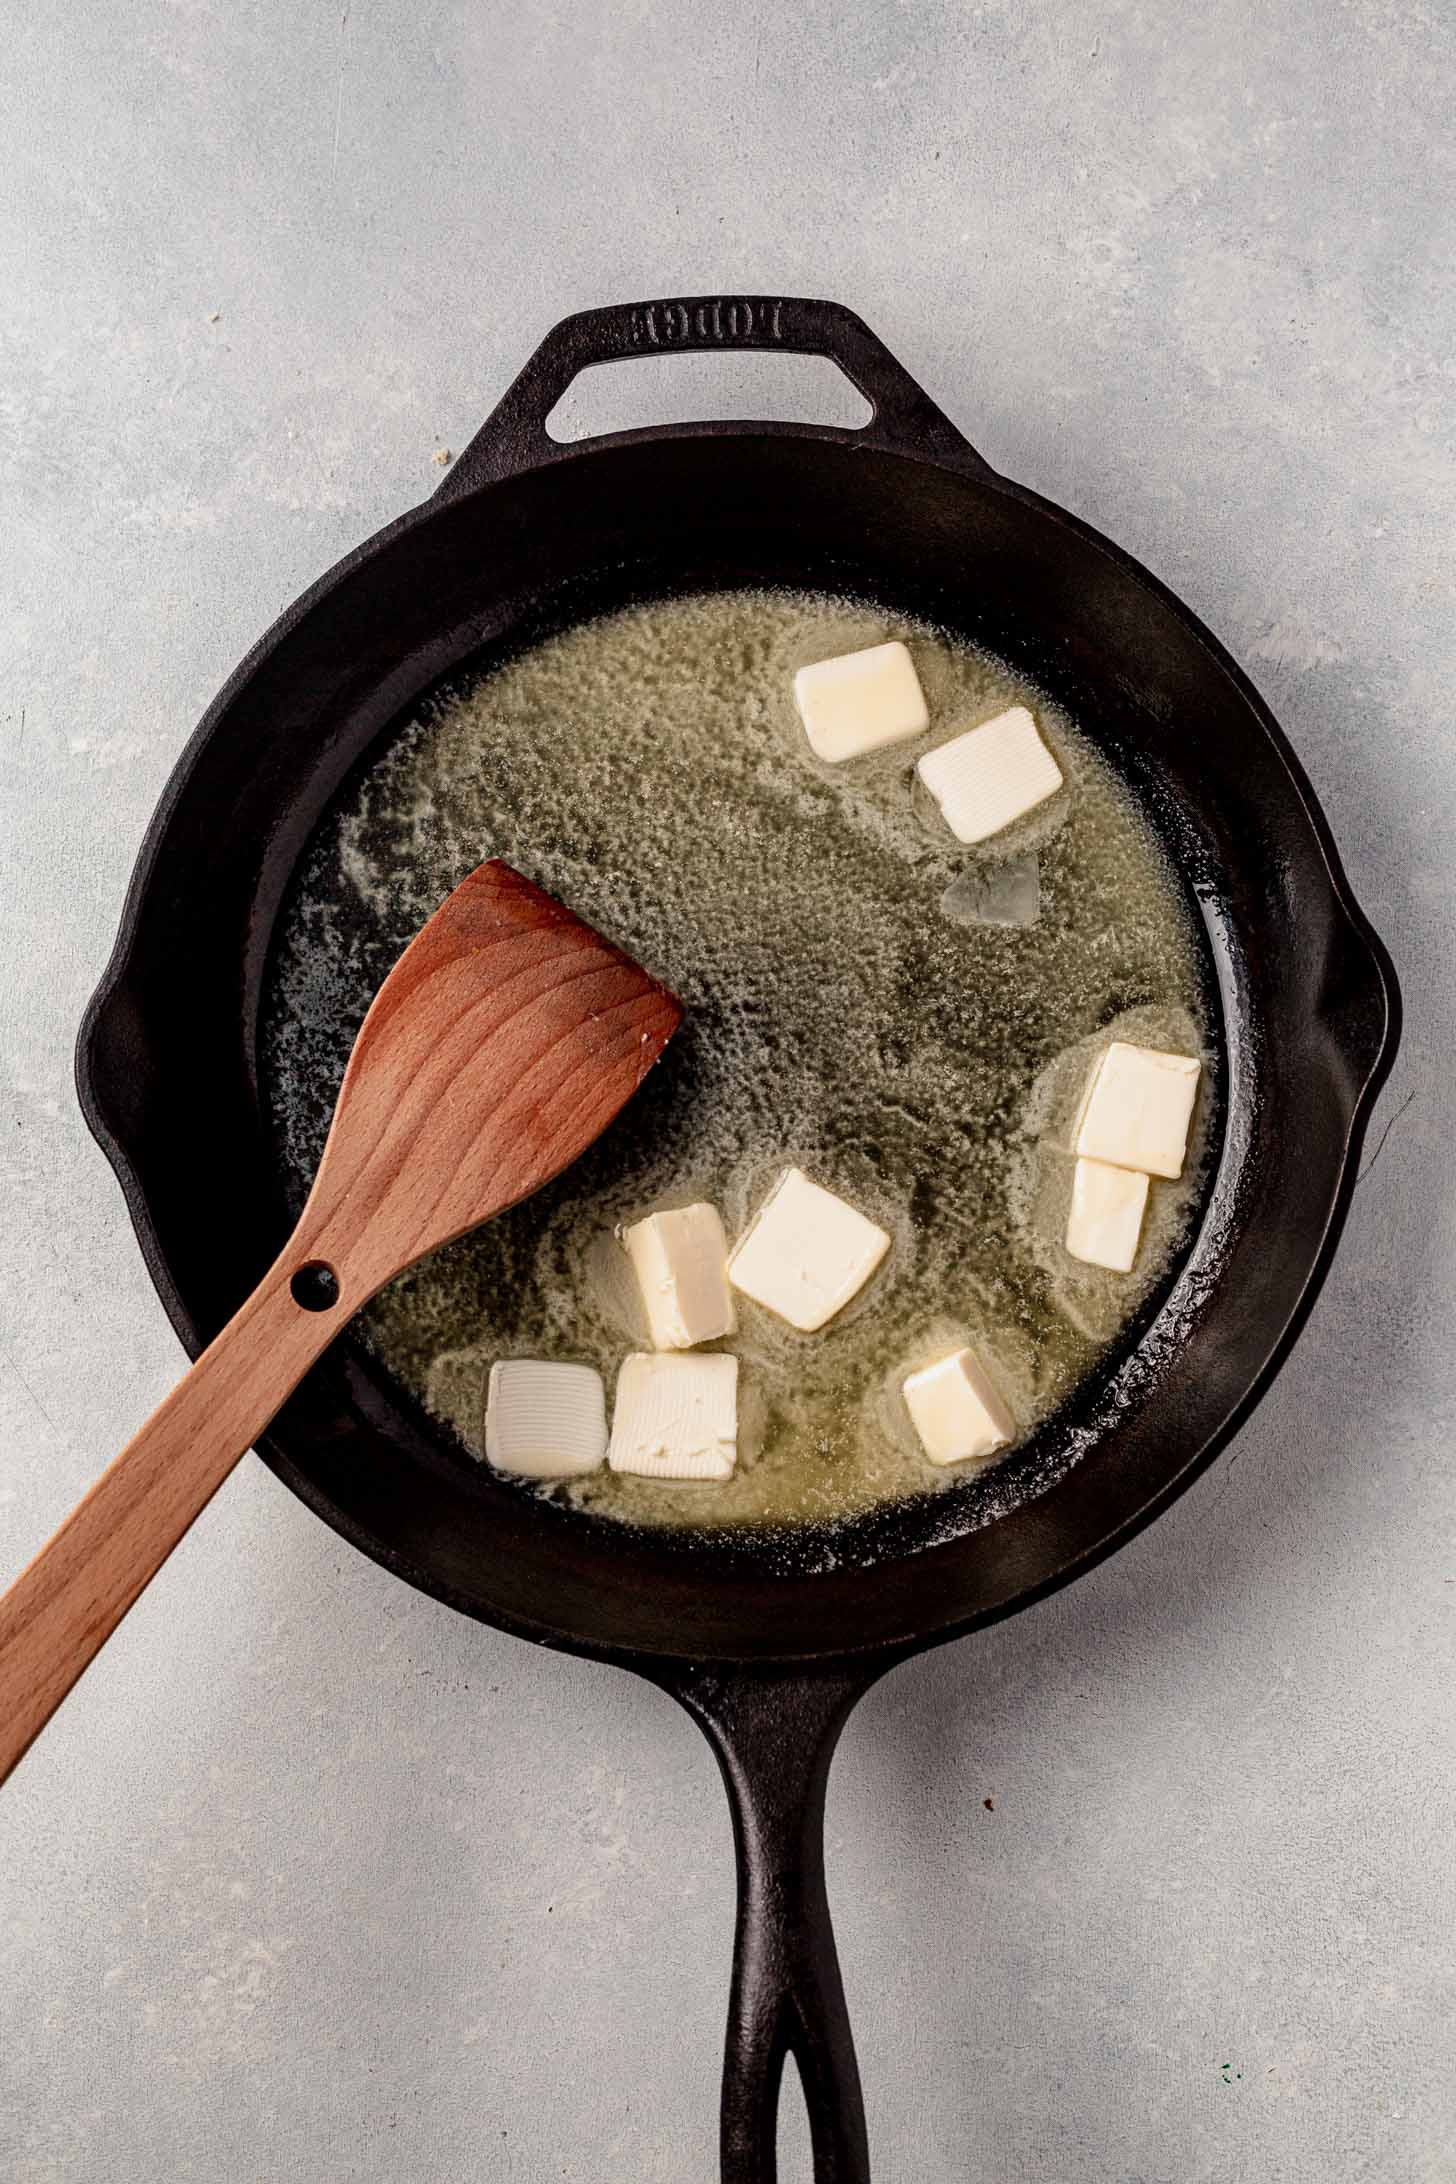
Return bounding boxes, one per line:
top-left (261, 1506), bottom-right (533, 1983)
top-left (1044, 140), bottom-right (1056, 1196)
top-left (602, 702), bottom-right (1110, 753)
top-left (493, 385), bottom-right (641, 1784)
top-left (2, 3), bottom-right (1451, 2178)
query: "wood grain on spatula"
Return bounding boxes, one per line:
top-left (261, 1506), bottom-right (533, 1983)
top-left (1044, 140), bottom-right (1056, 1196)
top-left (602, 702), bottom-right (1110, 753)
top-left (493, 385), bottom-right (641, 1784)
top-left (0, 862), bottom-right (682, 1784)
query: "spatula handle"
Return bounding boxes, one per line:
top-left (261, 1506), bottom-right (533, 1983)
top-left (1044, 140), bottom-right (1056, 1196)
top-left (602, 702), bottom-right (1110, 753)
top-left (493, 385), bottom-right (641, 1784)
top-left (0, 1259), bottom-right (337, 1784)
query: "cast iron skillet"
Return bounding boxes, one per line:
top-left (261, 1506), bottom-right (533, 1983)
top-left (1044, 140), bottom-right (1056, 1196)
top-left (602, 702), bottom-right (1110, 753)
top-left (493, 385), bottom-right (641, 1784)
top-left (77, 297), bottom-right (1398, 2182)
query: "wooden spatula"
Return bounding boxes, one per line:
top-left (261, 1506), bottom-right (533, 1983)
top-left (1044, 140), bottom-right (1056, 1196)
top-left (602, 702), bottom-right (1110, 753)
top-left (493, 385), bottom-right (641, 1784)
top-left (0, 861), bottom-right (682, 1785)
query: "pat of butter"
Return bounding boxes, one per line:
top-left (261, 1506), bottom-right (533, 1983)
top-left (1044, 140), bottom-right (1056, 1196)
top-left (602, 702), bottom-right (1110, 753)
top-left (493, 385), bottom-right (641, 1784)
top-left (485, 1360), bottom-right (607, 1480)
top-left (793, 641), bottom-right (929, 762)
top-left (622, 1202), bottom-right (734, 1351)
top-left (728, 1167), bottom-right (890, 1332)
top-left (903, 1347), bottom-right (1015, 1468)
top-left (1066, 1157), bottom-right (1150, 1272)
top-left (916, 706), bottom-right (1063, 844)
top-left (608, 1352), bottom-right (739, 1481)
top-left (1073, 1040), bottom-right (1202, 1180)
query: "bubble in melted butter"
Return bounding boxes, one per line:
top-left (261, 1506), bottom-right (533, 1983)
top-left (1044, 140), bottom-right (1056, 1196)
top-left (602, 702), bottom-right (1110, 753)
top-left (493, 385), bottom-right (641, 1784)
top-left (262, 590), bottom-right (1215, 1532)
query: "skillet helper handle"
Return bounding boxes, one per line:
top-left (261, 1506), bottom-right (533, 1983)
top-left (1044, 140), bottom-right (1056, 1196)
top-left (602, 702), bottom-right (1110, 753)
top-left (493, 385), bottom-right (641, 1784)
top-left (670, 1666), bottom-right (882, 2184)
top-left (434, 294), bottom-right (991, 496)
top-left (0, 1257), bottom-right (337, 1785)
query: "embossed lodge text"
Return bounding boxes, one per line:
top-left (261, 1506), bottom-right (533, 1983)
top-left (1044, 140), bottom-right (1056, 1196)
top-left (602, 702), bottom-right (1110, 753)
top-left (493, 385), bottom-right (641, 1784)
top-left (629, 298), bottom-right (786, 346)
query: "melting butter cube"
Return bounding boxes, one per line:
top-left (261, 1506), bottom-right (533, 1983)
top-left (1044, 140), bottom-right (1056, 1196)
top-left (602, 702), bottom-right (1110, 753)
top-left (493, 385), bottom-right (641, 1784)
top-left (607, 1353), bottom-right (739, 1481)
top-left (485, 1360), bottom-right (607, 1480)
top-left (1066, 1157), bottom-right (1150, 1272)
top-left (793, 641), bottom-right (929, 762)
top-left (1073, 1040), bottom-right (1202, 1180)
top-left (903, 1347), bottom-right (1015, 1468)
top-left (940, 853), bottom-right (1040, 929)
top-left (728, 1167), bottom-right (890, 1332)
top-left (622, 1202), bottom-right (735, 1351)
top-left (916, 706), bottom-right (1063, 844)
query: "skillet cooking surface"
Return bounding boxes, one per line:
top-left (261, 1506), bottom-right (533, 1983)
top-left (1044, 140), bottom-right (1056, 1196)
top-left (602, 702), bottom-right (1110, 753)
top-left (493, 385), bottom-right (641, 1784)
top-left (259, 587), bottom-right (1222, 1548)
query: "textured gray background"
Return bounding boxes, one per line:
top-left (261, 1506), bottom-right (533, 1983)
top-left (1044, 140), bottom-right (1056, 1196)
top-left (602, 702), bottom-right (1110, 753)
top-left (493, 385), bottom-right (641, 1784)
top-left (2, 3), bottom-right (1451, 2179)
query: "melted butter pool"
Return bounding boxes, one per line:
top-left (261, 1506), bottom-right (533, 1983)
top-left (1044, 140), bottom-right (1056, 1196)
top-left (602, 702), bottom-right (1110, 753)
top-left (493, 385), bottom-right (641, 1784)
top-left (263, 590), bottom-right (1215, 1531)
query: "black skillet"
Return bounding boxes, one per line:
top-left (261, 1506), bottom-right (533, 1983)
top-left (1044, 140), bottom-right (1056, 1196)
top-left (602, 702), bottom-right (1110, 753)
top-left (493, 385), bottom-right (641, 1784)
top-left (77, 297), bottom-right (1398, 2182)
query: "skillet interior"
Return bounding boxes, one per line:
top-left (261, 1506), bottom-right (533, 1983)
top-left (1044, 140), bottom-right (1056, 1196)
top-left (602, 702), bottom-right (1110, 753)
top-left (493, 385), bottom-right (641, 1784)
top-left (76, 432), bottom-right (1396, 1665)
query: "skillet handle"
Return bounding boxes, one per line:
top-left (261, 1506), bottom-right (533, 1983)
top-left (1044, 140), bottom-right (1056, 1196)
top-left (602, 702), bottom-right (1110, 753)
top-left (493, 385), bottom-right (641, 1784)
top-left (434, 294), bottom-right (991, 497)
top-left (665, 1664), bottom-right (885, 2184)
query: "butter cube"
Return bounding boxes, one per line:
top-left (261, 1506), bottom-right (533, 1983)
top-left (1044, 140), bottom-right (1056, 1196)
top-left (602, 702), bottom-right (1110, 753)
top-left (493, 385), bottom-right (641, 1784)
top-left (1066, 1157), bottom-right (1150, 1272)
top-left (485, 1360), bottom-right (607, 1480)
top-left (728, 1167), bottom-right (891, 1333)
top-left (903, 1347), bottom-right (1015, 1468)
top-left (607, 1353), bottom-right (739, 1481)
top-left (622, 1202), bottom-right (734, 1350)
top-left (793, 641), bottom-right (929, 762)
top-left (916, 706), bottom-right (1063, 844)
top-left (1073, 1041), bottom-right (1202, 1180)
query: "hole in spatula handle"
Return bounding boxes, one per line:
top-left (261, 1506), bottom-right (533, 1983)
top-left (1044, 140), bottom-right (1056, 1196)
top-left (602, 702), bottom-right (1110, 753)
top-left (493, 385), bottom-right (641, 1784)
top-left (290, 1261), bottom-right (340, 1312)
